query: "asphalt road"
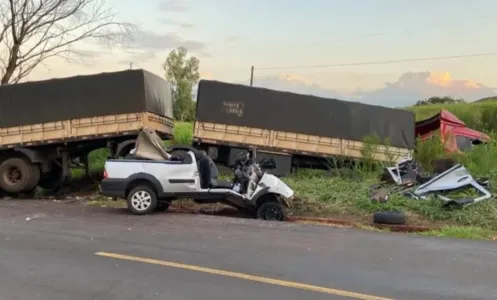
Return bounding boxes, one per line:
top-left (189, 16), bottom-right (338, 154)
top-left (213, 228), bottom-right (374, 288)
top-left (0, 200), bottom-right (496, 300)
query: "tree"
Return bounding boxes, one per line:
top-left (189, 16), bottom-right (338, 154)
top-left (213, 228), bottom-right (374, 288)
top-left (162, 46), bottom-right (199, 122)
top-left (0, 0), bottom-right (135, 84)
top-left (414, 96), bottom-right (465, 106)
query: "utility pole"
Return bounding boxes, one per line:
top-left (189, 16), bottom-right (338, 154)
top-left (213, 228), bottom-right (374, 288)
top-left (249, 66), bottom-right (254, 86)
top-left (130, 62), bottom-right (133, 70)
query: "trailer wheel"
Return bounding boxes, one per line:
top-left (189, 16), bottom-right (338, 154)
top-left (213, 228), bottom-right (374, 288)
top-left (170, 150), bottom-right (190, 162)
top-left (0, 157), bottom-right (33, 194)
top-left (115, 143), bottom-right (135, 158)
top-left (38, 160), bottom-right (63, 192)
top-left (207, 146), bottom-right (218, 160)
top-left (23, 164), bottom-right (41, 193)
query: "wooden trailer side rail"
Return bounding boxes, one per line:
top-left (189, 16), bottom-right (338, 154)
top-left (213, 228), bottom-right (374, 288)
top-left (193, 121), bottom-right (412, 163)
top-left (0, 112), bottom-right (173, 148)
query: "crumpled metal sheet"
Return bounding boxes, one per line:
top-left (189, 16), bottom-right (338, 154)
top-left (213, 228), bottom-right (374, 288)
top-left (134, 127), bottom-right (171, 160)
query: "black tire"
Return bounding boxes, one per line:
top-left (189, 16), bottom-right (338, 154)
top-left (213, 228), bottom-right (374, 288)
top-left (116, 144), bottom-right (135, 158)
top-left (155, 202), bottom-right (170, 212)
top-left (38, 160), bottom-right (63, 192)
top-left (170, 150), bottom-right (189, 162)
top-left (23, 164), bottom-right (41, 193)
top-left (207, 146), bottom-right (218, 160)
top-left (256, 201), bottom-right (287, 221)
top-left (373, 210), bottom-right (407, 225)
top-left (126, 186), bottom-right (158, 215)
top-left (0, 157), bottom-right (33, 194)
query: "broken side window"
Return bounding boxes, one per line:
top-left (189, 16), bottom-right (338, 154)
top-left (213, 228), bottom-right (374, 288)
top-left (455, 135), bottom-right (474, 152)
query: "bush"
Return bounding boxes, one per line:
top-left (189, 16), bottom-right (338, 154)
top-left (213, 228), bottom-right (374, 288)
top-left (173, 122), bottom-right (194, 145)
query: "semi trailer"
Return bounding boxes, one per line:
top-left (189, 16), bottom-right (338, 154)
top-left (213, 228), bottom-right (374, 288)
top-left (0, 69), bottom-right (174, 195)
top-left (190, 80), bottom-right (416, 176)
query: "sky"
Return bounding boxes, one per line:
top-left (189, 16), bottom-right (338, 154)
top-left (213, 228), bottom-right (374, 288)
top-left (23, 0), bottom-right (497, 106)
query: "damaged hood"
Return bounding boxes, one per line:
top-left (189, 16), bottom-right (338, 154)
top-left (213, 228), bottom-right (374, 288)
top-left (133, 127), bottom-right (171, 160)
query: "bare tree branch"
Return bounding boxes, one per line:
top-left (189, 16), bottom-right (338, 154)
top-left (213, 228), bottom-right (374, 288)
top-left (0, 2), bottom-right (10, 46)
top-left (0, 0), bottom-right (136, 85)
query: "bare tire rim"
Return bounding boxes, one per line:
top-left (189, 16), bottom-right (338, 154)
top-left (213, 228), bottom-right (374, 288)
top-left (4, 166), bottom-right (22, 185)
top-left (131, 190), bottom-right (152, 211)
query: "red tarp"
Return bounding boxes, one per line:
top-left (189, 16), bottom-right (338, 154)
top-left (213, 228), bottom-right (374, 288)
top-left (415, 109), bottom-right (490, 152)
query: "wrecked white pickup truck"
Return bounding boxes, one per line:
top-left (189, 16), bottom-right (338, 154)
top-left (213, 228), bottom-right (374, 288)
top-left (99, 128), bottom-right (294, 221)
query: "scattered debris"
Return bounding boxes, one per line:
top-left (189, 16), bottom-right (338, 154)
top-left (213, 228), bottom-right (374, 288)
top-left (24, 213), bottom-right (46, 221)
top-left (370, 158), bottom-right (495, 214)
top-left (380, 158), bottom-right (426, 186)
top-left (405, 164), bottom-right (492, 208)
top-left (369, 185), bottom-right (389, 203)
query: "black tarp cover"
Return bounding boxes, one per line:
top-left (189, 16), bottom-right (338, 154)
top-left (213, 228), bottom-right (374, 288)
top-left (0, 69), bottom-right (173, 128)
top-left (195, 80), bottom-right (415, 149)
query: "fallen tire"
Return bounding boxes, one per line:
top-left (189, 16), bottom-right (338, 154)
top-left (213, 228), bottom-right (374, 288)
top-left (373, 210), bottom-right (407, 225)
top-left (0, 157), bottom-right (33, 194)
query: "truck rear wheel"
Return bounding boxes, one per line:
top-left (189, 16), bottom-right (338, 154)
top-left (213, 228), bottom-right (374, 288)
top-left (0, 157), bottom-right (34, 194)
top-left (23, 164), bottom-right (41, 193)
top-left (38, 160), bottom-right (63, 192)
top-left (127, 186), bottom-right (158, 215)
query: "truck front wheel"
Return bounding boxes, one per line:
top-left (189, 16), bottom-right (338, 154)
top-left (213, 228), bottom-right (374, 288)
top-left (0, 157), bottom-right (34, 194)
top-left (256, 198), bottom-right (287, 221)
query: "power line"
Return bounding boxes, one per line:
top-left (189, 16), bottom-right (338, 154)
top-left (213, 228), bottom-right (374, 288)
top-left (255, 51), bottom-right (497, 71)
top-left (276, 15), bottom-right (494, 49)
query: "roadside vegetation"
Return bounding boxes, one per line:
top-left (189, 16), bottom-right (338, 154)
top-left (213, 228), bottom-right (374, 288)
top-left (76, 102), bottom-right (497, 240)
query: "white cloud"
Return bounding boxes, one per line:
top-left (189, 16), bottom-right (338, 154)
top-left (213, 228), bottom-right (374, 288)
top-left (356, 71), bottom-right (497, 107)
top-left (128, 30), bottom-right (206, 52)
top-left (240, 71), bottom-right (497, 107)
top-left (248, 74), bottom-right (344, 99)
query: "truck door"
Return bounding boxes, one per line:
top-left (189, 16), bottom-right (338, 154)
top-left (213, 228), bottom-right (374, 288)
top-left (152, 152), bottom-right (199, 193)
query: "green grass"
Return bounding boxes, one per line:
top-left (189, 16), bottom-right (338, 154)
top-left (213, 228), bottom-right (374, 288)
top-left (278, 102), bottom-right (497, 239)
top-left (284, 168), bottom-right (497, 230)
top-left (80, 106), bottom-right (497, 240)
top-left (86, 198), bottom-right (126, 208)
top-left (417, 225), bottom-right (496, 240)
top-left (173, 122), bottom-right (193, 145)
